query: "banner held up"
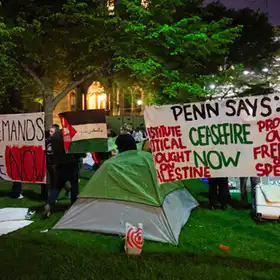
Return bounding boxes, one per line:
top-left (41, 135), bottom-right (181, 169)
top-left (0, 112), bottom-right (46, 184)
top-left (144, 94), bottom-right (280, 184)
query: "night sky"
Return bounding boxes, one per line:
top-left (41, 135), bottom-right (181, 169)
top-left (205, 0), bottom-right (280, 25)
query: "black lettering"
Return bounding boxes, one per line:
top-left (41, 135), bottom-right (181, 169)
top-left (11, 121), bottom-right (17, 141)
top-left (2, 120), bottom-right (10, 142)
top-left (35, 153), bottom-right (46, 181)
top-left (26, 119), bottom-right (35, 141)
top-left (18, 120), bottom-right (26, 141)
top-left (246, 98), bottom-right (258, 117)
top-left (171, 105), bottom-right (183, 121)
top-left (36, 117), bottom-right (44, 141)
top-left (260, 97), bottom-right (272, 117)
top-left (206, 102), bottom-right (219, 118)
top-left (236, 99), bottom-right (251, 117)
top-left (183, 105), bottom-right (193, 121)
top-left (193, 104), bottom-right (206, 120)
top-left (226, 100), bottom-right (236, 116)
top-left (8, 150), bottom-right (22, 180)
top-left (21, 150), bottom-right (35, 181)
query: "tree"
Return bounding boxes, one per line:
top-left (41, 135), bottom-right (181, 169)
top-left (1, 0), bottom-right (112, 127)
top-left (0, 17), bottom-right (24, 111)
top-left (203, 2), bottom-right (278, 69)
top-left (188, 2), bottom-right (279, 102)
top-left (111, 0), bottom-right (241, 105)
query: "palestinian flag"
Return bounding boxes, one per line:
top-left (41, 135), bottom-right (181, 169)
top-left (59, 110), bottom-right (108, 153)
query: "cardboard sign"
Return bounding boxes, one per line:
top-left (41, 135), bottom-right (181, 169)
top-left (144, 94), bottom-right (280, 184)
top-left (0, 113), bottom-right (46, 183)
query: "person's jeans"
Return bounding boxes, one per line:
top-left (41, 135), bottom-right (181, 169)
top-left (12, 182), bottom-right (22, 198)
top-left (47, 165), bottom-right (79, 206)
top-left (240, 177), bottom-right (260, 205)
top-left (41, 166), bottom-right (56, 202)
top-left (40, 184), bottom-right (48, 201)
top-left (209, 177), bottom-right (229, 206)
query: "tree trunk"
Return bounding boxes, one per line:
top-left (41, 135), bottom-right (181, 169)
top-left (44, 94), bottom-right (54, 129)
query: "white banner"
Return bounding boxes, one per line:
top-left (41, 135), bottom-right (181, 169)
top-left (144, 94), bottom-right (280, 184)
top-left (0, 113), bottom-right (46, 183)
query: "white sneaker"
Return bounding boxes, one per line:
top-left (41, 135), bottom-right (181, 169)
top-left (17, 194), bottom-right (24, 199)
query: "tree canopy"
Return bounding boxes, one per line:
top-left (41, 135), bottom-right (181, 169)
top-left (0, 17), bottom-right (24, 112)
top-left (112, 0), bottom-right (241, 104)
top-left (0, 0), bottom-right (278, 123)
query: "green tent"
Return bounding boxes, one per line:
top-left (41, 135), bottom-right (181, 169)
top-left (54, 150), bottom-right (198, 244)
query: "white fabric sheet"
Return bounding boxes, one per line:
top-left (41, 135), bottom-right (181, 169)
top-left (0, 208), bottom-right (29, 222)
top-left (0, 220), bottom-right (33, 236)
top-left (0, 208), bottom-right (33, 236)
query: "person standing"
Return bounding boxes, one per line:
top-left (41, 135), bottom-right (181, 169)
top-left (115, 124), bottom-right (137, 153)
top-left (40, 127), bottom-right (58, 201)
top-left (41, 129), bottom-right (84, 219)
top-left (240, 177), bottom-right (260, 207)
top-left (208, 177), bottom-right (230, 210)
top-left (11, 182), bottom-right (23, 199)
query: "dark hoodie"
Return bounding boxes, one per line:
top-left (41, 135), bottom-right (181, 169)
top-left (51, 130), bottom-right (85, 168)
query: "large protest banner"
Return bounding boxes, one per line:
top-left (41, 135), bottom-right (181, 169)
top-left (0, 113), bottom-right (46, 183)
top-left (144, 94), bottom-right (280, 184)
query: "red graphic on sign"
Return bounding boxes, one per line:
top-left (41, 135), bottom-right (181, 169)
top-left (126, 226), bottom-right (144, 250)
top-left (59, 115), bottom-right (77, 152)
top-left (5, 145), bottom-right (46, 183)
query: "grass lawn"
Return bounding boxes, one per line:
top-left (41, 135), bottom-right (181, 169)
top-left (0, 174), bottom-right (280, 280)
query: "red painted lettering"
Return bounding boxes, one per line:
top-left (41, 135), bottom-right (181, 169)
top-left (5, 145), bottom-right (46, 183)
top-left (257, 117), bottom-right (280, 132)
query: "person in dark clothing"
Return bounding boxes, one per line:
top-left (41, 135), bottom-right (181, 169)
top-left (52, 123), bottom-right (60, 130)
top-left (41, 129), bottom-right (85, 219)
top-left (208, 177), bottom-right (230, 210)
top-left (40, 128), bottom-right (58, 201)
top-left (115, 133), bottom-right (137, 153)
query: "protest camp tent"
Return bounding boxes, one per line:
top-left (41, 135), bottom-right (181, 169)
top-left (54, 150), bottom-right (198, 244)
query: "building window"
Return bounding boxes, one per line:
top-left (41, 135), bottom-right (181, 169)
top-left (86, 82), bottom-right (107, 110)
top-left (107, 0), bottom-right (114, 15)
top-left (107, 0), bottom-right (148, 15)
top-left (70, 91), bottom-right (76, 110)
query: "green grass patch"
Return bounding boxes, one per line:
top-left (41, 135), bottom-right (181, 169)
top-left (0, 176), bottom-right (280, 280)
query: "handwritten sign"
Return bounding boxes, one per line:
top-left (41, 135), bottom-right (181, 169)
top-left (144, 94), bottom-right (280, 184)
top-left (0, 113), bottom-right (46, 183)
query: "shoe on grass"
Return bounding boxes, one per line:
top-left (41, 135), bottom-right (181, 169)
top-left (17, 194), bottom-right (24, 199)
top-left (41, 204), bottom-right (51, 220)
top-left (63, 182), bottom-right (71, 192)
top-left (210, 203), bottom-right (222, 210)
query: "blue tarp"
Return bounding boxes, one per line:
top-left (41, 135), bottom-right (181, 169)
top-left (200, 178), bottom-right (208, 184)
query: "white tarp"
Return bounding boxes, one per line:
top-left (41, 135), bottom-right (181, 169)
top-left (0, 207), bottom-right (29, 222)
top-left (0, 221), bottom-right (33, 236)
top-left (144, 94), bottom-right (280, 184)
top-left (0, 208), bottom-right (33, 236)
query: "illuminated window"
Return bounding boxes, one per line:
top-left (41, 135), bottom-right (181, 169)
top-left (107, 0), bottom-right (114, 15)
top-left (141, 0), bottom-right (149, 8)
top-left (87, 82), bottom-right (107, 110)
top-left (107, 0), bottom-right (148, 15)
top-left (70, 91), bottom-right (76, 110)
